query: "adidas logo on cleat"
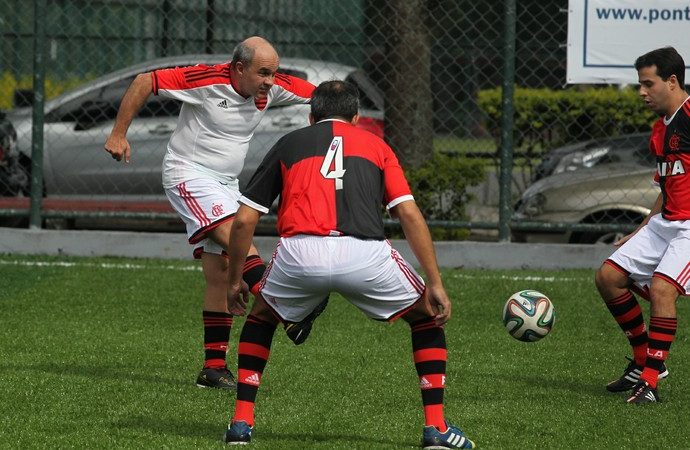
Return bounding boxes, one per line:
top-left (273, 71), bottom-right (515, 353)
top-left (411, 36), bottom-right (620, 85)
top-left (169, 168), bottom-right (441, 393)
top-left (217, 99), bottom-right (229, 109)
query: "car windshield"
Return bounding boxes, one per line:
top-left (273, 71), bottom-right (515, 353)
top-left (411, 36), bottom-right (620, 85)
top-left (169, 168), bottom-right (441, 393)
top-left (345, 70), bottom-right (384, 112)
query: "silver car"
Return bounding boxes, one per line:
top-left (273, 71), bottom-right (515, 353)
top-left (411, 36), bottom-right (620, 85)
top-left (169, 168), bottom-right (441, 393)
top-left (7, 55), bottom-right (384, 201)
top-left (512, 159), bottom-right (660, 244)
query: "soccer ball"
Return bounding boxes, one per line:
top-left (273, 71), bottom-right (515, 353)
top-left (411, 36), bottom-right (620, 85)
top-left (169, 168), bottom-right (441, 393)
top-left (502, 290), bottom-right (555, 342)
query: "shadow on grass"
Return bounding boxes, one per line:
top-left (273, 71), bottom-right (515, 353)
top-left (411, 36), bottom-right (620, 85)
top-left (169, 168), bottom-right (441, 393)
top-left (471, 371), bottom-right (614, 399)
top-left (116, 415), bottom-right (414, 447)
top-left (0, 362), bottom-right (188, 387)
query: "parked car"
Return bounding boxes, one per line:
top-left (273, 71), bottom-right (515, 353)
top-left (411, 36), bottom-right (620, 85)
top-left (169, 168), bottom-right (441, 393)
top-left (0, 110), bottom-right (25, 196)
top-left (512, 152), bottom-right (659, 244)
top-left (532, 133), bottom-right (652, 181)
top-left (5, 55), bottom-right (384, 203)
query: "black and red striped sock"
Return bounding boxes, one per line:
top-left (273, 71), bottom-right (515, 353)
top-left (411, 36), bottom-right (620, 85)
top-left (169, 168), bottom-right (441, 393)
top-left (202, 310), bottom-right (233, 369)
top-left (233, 314), bottom-right (277, 426)
top-left (640, 316), bottom-right (677, 388)
top-left (605, 291), bottom-right (648, 365)
top-left (243, 255), bottom-right (266, 297)
top-left (411, 318), bottom-right (447, 432)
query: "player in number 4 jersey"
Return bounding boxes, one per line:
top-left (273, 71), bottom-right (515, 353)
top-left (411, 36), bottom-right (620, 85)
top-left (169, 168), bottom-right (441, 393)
top-left (222, 80), bottom-right (476, 448)
top-left (596, 46), bottom-right (690, 404)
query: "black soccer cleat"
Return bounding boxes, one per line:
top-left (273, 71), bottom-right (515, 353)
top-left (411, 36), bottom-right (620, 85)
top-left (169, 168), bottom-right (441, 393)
top-left (196, 367), bottom-right (237, 390)
top-left (606, 357), bottom-right (668, 392)
top-left (223, 420), bottom-right (253, 445)
top-left (284, 296), bottom-right (329, 345)
top-left (626, 381), bottom-right (660, 404)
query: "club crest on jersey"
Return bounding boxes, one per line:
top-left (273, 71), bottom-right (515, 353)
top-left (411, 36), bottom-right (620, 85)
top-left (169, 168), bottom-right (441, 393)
top-left (211, 203), bottom-right (224, 216)
top-left (657, 160), bottom-right (686, 177)
top-left (669, 134), bottom-right (681, 151)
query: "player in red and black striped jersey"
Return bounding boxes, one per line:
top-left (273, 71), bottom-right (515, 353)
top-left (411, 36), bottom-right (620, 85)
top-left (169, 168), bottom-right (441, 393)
top-left (221, 81), bottom-right (476, 448)
top-left (104, 37), bottom-right (315, 390)
top-left (595, 47), bottom-right (690, 405)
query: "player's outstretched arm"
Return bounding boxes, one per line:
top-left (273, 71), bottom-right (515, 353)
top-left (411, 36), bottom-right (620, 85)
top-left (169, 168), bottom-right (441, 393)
top-left (393, 200), bottom-right (451, 324)
top-left (226, 205), bottom-right (260, 315)
top-left (104, 72), bottom-right (153, 163)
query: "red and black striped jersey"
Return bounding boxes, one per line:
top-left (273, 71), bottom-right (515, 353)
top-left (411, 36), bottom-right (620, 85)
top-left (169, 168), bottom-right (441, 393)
top-left (239, 119), bottom-right (413, 239)
top-left (650, 96), bottom-right (690, 220)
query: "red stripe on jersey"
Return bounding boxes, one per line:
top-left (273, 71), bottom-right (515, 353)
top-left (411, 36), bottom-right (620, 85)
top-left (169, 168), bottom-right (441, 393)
top-left (155, 63), bottom-right (231, 91)
top-left (413, 348), bottom-right (448, 363)
top-left (255, 97), bottom-right (268, 111)
top-left (274, 72), bottom-right (315, 99)
top-left (238, 342), bottom-right (270, 360)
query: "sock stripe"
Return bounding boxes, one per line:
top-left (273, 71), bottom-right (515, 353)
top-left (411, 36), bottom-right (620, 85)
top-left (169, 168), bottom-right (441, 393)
top-left (413, 348), bottom-right (447, 363)
top-left (238, 342), bottom-right (271, 360)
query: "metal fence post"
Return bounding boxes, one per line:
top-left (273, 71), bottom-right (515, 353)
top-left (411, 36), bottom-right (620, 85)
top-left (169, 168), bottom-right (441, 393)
top-left (497, 0), bottom-right (517, 242)
top-left (29, 0), bottom-right (46, 229)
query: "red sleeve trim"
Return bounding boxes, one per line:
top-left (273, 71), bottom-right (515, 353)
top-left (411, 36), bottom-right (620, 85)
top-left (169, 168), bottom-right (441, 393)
top-left (152, 71), bottom-right (159, 95)
top-left (156, 63), bottom-right (231, 91)
top-left (274, 73), bottom-right (315, 99)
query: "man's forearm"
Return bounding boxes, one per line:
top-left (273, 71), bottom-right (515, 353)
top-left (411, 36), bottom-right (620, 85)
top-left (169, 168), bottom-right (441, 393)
top-left (111, 72), bottom-right (153, 135)
top-left (396, 202), bottom-right (442, 285)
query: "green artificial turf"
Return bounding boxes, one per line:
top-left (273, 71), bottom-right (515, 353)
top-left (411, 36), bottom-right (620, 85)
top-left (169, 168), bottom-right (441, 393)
top-left (1, 254), bottom-right (688, 449)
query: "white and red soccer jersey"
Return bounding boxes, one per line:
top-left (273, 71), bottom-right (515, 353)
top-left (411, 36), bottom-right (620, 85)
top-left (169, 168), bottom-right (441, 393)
top-left (650, 96), bottom-right (690, 220)
top-left (152, 63), bottom-right (314, 188)
top-left (239, 119), bottom-right (414, 239)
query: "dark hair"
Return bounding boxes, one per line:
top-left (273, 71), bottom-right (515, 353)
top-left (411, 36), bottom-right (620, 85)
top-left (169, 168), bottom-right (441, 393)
top-left (231, 41), bottom-right (255, 67)
top-left (310, 80), bottom-right (359, 122)
top-left (635, 46), bottom-right (686, 86)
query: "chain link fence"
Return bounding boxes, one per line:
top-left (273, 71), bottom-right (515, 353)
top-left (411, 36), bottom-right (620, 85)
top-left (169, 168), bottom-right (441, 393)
top-left (0, 0), bottom-right (660, 243)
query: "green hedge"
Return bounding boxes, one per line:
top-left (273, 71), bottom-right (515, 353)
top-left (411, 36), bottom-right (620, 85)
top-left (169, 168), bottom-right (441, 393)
top-left (403, 151), bottom-right (486, 240)
top-left (477, 87), bottom-right (657, 151)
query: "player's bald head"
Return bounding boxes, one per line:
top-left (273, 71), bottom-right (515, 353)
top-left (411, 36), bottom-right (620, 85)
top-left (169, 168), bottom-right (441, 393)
top-left (232, 36), bottom-right (279, 67)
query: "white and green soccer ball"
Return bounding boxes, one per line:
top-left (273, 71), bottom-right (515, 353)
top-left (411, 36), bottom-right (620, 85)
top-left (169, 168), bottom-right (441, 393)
top-left (502, 290), bottom-right (555, 342)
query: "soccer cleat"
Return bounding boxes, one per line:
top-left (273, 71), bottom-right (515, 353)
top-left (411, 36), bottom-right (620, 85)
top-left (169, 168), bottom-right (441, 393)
top-left (284, 296), bottom-right (329, 345)
top-left (223, 420), bottom-right (253, 445)
top-left (626, 381), bottom-right (660, 404)
top-left (422, 422), bottom-right (476, 449)
top-left (196, 367), bottom-right (237, 390)
top-left (606, 357), bottom-right (668, 392)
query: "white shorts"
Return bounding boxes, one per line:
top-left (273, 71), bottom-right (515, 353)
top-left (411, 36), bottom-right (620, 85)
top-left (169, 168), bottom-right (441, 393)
top-left (165, 178), bottom-right (240, 258)
top-left (607, 214), bottom-right (690, 297)
top-left (259, 235), bottom-right (425, 322)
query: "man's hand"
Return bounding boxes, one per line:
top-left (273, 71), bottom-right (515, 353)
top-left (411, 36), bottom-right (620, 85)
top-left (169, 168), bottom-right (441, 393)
top-left (227, 280), bottom-right (250, 316)
top-left (104, 133), bottom-right (131, 163)
top-left (426, 283), bottom-right (452, 326)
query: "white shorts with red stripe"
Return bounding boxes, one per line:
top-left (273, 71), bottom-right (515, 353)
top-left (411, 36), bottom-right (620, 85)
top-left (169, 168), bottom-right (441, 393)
top-left (165, 178), bottom-right (240, 257)
top-left (259, 235), bottom-right (425, 322)
top-left (607, 214), bottom-right (690, 296)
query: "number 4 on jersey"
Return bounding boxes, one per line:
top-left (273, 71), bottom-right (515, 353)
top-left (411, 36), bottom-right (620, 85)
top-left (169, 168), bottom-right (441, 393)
top-left (320, 136), bottom-right (346, 190)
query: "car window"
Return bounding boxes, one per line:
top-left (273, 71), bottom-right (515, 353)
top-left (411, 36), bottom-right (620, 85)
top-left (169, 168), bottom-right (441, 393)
top-left (345, 70), bottom-right (384, 111)
top-left (46, 77), bottom-right (133, 126)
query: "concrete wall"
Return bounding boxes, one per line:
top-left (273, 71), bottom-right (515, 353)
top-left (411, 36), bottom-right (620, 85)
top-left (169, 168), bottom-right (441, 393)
top-left (0, 227), bottom-right (614, 269)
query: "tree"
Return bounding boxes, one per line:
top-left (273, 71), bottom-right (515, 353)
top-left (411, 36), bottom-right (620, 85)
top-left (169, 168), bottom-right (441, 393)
top-left (381, 0), bottom-right (433, 169)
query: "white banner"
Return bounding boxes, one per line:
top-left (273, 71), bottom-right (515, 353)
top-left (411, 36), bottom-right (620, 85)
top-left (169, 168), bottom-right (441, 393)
top-left (567, 0), bottom-right (690, 84)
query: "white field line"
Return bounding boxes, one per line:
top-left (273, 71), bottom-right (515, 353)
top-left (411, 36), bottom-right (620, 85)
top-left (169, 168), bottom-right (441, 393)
top-left (0, 259), bottom-right (201, 272)
top-left (0, 259), bottom-right (590, 282)
top-left (449, 273), bottom-right (589, 282)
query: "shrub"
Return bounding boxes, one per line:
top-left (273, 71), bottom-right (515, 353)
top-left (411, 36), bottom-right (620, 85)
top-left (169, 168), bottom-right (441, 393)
top-left (477, 86), bottom-right (656, 152)
top-left (400, 151), bottom-right (486, 240)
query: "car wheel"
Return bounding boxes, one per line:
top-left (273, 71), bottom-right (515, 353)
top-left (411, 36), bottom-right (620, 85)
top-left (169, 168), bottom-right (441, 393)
top-left (570, 211), bottom-right (644, 245)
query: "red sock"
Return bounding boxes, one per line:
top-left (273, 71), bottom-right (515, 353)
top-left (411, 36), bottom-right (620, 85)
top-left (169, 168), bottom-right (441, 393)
top-left (640, 316), bottom-right (676, 387)
top-left (411, 318), bottom-right (447, 432)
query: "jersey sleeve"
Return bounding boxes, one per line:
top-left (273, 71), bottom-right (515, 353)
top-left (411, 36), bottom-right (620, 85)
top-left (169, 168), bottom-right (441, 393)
top-left (152, 64), bottom-right (226, 105)
top-left (650, 119), bottom-right (665, 185)
top-left (239, 142), bottom-right (285, 214)
top-left (269, 73), bottom-right (315, 107)
top-left (381, 144), bottom-right (414, 209)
